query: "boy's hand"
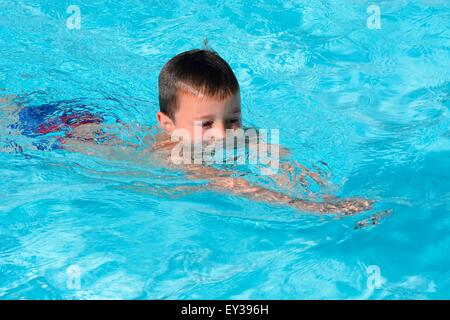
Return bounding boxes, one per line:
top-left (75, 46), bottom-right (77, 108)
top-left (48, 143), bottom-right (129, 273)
top-left (323, 198), bottom-right (373, 215)
top-left (289, 197), bottom-right (373, 215)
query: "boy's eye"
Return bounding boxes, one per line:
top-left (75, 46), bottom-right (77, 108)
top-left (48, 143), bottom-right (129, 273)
top-left (202, 120), bottom-right (214, 128)
top-left (226, 118), bottom-right (240, 126)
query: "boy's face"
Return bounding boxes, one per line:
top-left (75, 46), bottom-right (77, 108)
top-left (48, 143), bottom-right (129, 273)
top-left (157, 90), bottom-right (242, 141)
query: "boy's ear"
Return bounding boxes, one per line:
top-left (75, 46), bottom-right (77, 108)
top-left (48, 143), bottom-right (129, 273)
top-left (156, 112), bottom-right (175, 132)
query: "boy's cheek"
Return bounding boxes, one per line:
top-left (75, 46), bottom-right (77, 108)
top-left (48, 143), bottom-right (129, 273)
top-left (170, 125), bottom-right (197, 142)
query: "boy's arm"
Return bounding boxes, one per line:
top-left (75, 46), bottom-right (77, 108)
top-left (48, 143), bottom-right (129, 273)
top-left (182, 164), bottom-right (372, 215)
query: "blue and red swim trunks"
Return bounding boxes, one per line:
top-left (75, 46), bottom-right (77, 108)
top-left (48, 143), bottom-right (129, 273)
top-left (11, 100), bottom-right (104, 150)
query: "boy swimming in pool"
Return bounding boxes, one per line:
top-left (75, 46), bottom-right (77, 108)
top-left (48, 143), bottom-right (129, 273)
top-left (146, 49), bottom-right (372, 214)
top-left (1, 49), bottom-right (372, 215)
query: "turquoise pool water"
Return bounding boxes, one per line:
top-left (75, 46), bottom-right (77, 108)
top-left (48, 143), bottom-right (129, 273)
top-left (1, 0), bottom-right (449, 299)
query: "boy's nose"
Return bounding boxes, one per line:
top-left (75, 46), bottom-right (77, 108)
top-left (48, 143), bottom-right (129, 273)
top-left (212, 121), bottom-right (226, 139)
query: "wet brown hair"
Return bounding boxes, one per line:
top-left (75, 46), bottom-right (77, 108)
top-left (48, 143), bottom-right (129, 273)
top-left (158, 49), bottom-right (239, 120)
